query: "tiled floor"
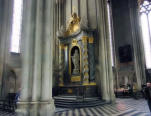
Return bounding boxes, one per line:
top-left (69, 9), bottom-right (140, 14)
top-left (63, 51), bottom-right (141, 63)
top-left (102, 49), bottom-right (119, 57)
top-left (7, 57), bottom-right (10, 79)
top-left (0, 111), bottom-right (16, 116)
top-left (0, 98), bottom-right (150, 116)
top-left (55, 98), bottom-right (151, 116)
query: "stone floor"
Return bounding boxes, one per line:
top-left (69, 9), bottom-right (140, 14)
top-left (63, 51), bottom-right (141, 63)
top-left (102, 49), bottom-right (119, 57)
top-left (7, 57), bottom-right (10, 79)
top-left (0, 111), bottom-right (16, 116)
top-left (0, 98), bottom-right (150, 116)
top-left (55, 98), bottom-right (151, 116)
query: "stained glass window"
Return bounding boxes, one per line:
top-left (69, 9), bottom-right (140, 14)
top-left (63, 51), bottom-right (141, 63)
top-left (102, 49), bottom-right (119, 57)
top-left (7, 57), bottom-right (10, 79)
top-left (140, 0), bottom-right (151, 69)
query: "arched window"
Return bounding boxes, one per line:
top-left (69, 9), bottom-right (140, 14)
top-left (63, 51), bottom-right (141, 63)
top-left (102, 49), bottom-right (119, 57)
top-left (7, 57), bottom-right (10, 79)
top-left (140, 0), bottom-right (151, 69)
top-left (10, 0), bottom-right (23, 53)
top-left (107, 0), bottom-right (115, 67)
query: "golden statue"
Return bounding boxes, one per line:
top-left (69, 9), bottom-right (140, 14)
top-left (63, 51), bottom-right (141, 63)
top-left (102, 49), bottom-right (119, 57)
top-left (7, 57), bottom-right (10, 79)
top-left (65, 12), bottom-right (81, 36)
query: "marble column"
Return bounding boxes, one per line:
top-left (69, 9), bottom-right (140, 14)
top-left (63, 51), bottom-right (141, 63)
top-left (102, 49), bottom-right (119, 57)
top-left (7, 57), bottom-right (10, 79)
top-left (58, 44), bottom-right (64, 86)
top-left (0, 0), bottom-right (13, 96)
top-left (40, 0), bottom-right (55, 115)
top-left (82, 36), bottom-right (89, 84)
top-left (16, 0), bottom-right (36, 115)
top-left (80, 0), bottom-right (88, 21)
top-left (88, 37), bottom-right (95, 82)
top-left (129, 0), bottom-right (146, 89)
top-left (96, 0), bottom-right (115, 102)
top-left (66, 0), bottom-right (72, 25)
top-left (32, 0), bottom-right (42, 102)
top-left (29, 0), bottom-right (43, 116)
top-left (72, 0), bottom-right (79, 15)
top-left (53, 1), bottom-right (59, 87)
top-left (16, 0), bottom-right (55, 115)
top-left (53, 0), bottom-right (63, 87)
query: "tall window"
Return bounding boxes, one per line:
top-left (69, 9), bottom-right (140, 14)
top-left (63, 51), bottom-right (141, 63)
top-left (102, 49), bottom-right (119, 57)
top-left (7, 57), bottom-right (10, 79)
top-left (107, 1), bottom-right (115, 67)
top-left (140, 0), bottom-right (151, 69)
top-left (10, 0), bottom-right (23, 53)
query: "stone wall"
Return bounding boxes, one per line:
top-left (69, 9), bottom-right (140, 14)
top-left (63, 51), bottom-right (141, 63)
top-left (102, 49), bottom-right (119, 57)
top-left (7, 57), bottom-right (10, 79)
top-left (112, 0), bottom-right (136, 88)
top-left (112, 0), bottom-right (146, 89)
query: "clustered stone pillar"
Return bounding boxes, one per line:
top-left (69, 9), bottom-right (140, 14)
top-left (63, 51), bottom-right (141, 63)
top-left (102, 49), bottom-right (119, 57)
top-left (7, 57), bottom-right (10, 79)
top-left (53, 0), bottom-right (64, 85)
top-left (40, 0), bottom-right (55, 115)
top-left (32, 0), bottom-right (42, 103)
top-left (16, 0), bottom-right (55, 116)
top-left (0, 0), bottom-right (14, 96)
top-left (96, 0), bottom-right (115, 102)
top-left (129, 0), bottom-right (146, 89)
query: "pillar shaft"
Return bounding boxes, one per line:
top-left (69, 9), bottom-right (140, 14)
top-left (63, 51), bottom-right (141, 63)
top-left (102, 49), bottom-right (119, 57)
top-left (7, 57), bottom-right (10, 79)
top-left (41, 0), bottom-right (54, 101)
top-left (0, 0), bottom-right (13, 96)
top-left (96, 0), bottom-right (115, 102)
top-left (16, 0), bottom-right (55, 115)
top-left (32, 0), bottom-right (43, 101)
top-left (129, 0), bottom-right (146, 89)
top-left (20, 0), bottom-right (36, 101)
top-left (82, 36), bottom-right (89, 84)
top-left (58, 44), bottom-right (64, 86)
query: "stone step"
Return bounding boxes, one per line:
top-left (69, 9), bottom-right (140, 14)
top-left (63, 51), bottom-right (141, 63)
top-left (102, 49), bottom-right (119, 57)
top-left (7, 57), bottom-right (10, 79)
top-left (54, 96), bottom-right (108, 108)
top-left (54, 96), bottom-right (101, 101)
top-left (55, 99), bottom-right (104, 104)
top-left (55, 101), bottom-right (108, 108)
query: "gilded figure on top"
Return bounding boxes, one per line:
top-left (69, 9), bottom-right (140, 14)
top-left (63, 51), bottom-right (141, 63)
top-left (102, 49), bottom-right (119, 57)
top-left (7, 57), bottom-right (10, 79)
top-left (65, 12), bottom-right (81, 36)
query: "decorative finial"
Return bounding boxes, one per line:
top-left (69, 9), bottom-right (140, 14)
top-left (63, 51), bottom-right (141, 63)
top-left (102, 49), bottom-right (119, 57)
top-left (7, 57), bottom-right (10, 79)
top-left (65, 12), bottom-right (80, 36)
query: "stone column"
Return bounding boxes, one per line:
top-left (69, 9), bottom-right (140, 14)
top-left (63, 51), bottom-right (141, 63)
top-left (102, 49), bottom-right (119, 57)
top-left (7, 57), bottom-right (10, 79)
top-left (66, 0), bottom-right (72, 24)
top-left (72, 0), bottom-right (79, 15)
top-left (53, 1), bottom-right (59, 88)
top-left (58, 44), bottom-right (64, 86)
top-left (80, 0), bottom-right (88, 21)
top-left (40, 0), bottom-right (55, 115)
top-left (29, 0), bottom-right (43, 116)
top-left (96, 0), bottom-right (115, 102)
top-left (88, 37), bottom-right (95, 82)
top-left (16, 0), bottom-right (36, 115)
top-left (129, 0), bottom-right (146, 89)
top-left (53, 0), bottom-right (63, 87)
top-left (82, 36), bottom-right (89, 85)
top-left (16, 0), bottom-right (55, 115)
top-left (32, 0), bottom-right (42, 102)
top-left (0, 0), bottom-right (13, 96)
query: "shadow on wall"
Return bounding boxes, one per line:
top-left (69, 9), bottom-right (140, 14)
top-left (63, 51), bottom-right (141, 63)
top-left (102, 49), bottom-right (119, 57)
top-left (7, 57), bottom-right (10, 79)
top-left (1, 64), bottom-right (21, 98)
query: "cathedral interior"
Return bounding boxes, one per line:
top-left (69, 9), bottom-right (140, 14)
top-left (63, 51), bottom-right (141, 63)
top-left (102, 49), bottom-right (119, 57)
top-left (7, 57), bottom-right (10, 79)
top-left (0, 0), bottom-right (151, 116)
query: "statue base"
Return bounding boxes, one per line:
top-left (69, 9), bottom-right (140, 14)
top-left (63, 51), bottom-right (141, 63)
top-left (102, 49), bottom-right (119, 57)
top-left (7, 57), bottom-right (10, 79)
top-left (55, 84), bottom-right (98, 97)
top-left (72, 69), bottom-right (80, 75)
top-left (71, 75), bottom-right (81, 82)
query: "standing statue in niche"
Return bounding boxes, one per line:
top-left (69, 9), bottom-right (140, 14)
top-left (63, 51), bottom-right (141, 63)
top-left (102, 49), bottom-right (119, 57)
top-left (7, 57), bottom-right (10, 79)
top-left (72, 49), bottom-right (80, 75)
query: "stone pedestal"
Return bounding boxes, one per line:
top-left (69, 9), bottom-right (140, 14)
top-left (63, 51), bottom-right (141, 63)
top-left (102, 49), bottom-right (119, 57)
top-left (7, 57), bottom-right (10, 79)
top-left (39, 101), bottom-right (55, 116)
top-left (16, 101), bottom-right (55, 116)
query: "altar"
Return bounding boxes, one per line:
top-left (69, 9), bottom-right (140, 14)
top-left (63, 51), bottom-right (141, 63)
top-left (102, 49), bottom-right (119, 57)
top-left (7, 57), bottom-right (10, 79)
top-left (56, 13), bottom-right (97, 97)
